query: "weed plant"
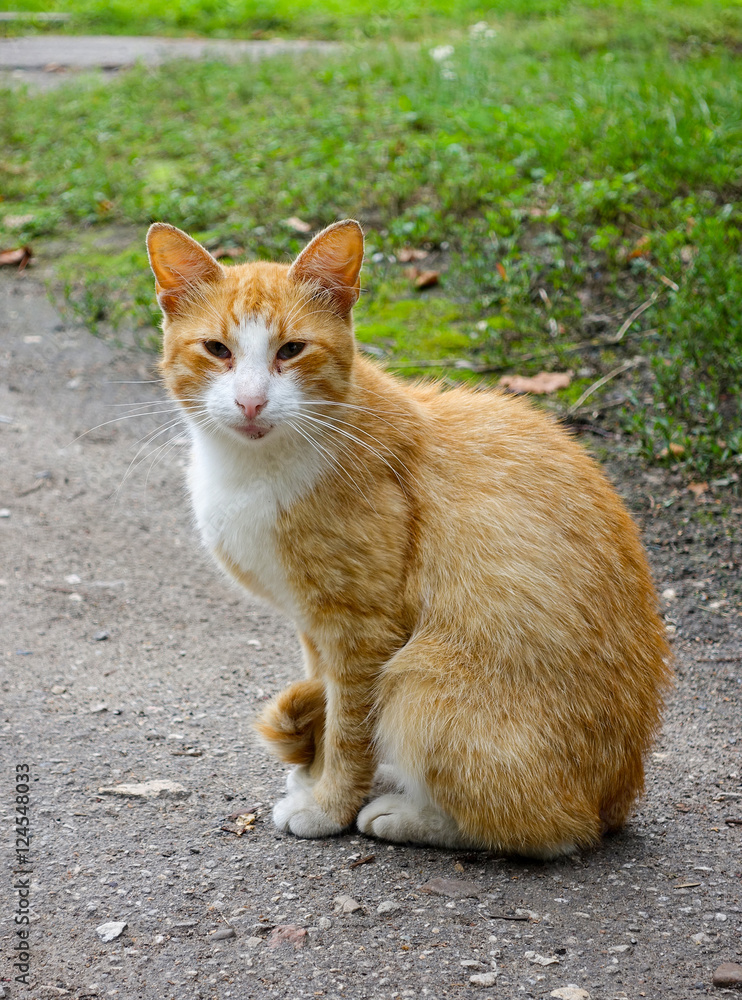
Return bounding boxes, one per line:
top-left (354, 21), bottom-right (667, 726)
top-left (1, 2), bottom-right (741, 474)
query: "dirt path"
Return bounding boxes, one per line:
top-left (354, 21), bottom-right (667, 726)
top-left (0, 268), bottom-right (740, 999)
top-left (0, 35), bottom-right (336, 90)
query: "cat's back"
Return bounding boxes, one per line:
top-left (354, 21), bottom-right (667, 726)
top-left (405, 378), bottom-right (631, 534)
top-left (395, 379), bottom-right (666, 666)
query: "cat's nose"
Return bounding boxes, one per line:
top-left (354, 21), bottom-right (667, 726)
top-left (235, 396), bottom-right (267, 420)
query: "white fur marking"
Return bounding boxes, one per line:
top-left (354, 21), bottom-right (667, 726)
top-left (357, 793), bottom-right (471, 848)
top-left (183, 317), bottom-right (329, 618)
top-left (272, 767), bottom-right (346, 839)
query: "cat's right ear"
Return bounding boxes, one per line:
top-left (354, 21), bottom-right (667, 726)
top-left (146, 223), bottom-right (224, 317)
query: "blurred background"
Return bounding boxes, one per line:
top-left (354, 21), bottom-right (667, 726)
top-left (1, 0), bottom-right (741, 476)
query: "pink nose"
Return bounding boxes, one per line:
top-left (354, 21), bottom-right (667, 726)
top-left (235, 396), bottom-right (267, 420)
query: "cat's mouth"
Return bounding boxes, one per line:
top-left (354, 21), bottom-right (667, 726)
top-left (234, 422), bottom-right (273, 440)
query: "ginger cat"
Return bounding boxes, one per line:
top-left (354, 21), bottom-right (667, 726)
top-left (147, 219), bottom-right (670, 858)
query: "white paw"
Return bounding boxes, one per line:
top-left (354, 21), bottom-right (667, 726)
top-left (356, 793), bottom-right (421, 842)
top-left (272, 768), bottom-right (345, 839)
top-left (357, 793), bottom-right (469, 848)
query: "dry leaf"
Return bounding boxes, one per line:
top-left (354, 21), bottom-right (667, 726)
top-left (283, 216), bottom-right (312, 233)
top-left (495, 261), bottom-right (507, 280)
top-left (397, 247), bottom-right (429, 262)
top-left (659, 442), bottom-right (685, 459)
top-left (500, 371), bottom-right (572, 395)
top-left (627, 235), bottom-right (651, 260)
top-left (221, 811), bottom-right (256, 836)
top-left (0, 246), bottom-right (33, 270)
top-left (414, 269), bottom-right (440, 289)
top-left (688, 481), bottom-right (709, 498)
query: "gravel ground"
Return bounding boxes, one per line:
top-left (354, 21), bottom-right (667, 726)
top-left (1, 269), bottom-right (741, 999)
top-left (0, 35), bottom-right (337, 90)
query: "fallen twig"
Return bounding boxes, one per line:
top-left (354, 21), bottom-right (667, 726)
top-left (387, 329), bottom-right (658, 375)
top-left (349, 854), bottom-right (376, 869)
top-left (608, 291), bottom-right (660, 344)
top-left (567, 357), bottom-right (644, 416)
top-left (560, 415), bottom-right (614, 438)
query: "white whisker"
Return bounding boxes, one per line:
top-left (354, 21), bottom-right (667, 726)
top-left (292, 410), bottom-right (414, 494)
top-left (285, 418), bottom-right (377, 512)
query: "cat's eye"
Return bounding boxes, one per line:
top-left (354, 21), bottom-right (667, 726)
top-left (204, 340), bottom-right (232, 360)
top-left (276, 341), bottom-right (305, 361)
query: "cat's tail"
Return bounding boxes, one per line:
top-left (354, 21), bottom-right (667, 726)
top-left (255, 678), bottom-right (325, 766)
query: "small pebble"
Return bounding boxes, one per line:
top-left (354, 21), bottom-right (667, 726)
top-left (712, 963), bottom-right (742, 988)
top-left (692, 932), bottom-right (713, 944)
top-left (377, 901), bottom-right (400, 915)
top-left (317, 916), bottom-right (332, 930)
top-left (267, 924), bottom-right (307, 949)
top-left (98, 780), bottom-right (190, 800)
top-left (551, 989), bottom-right (591, 1000)
top-left (94, 630), bottom-right (110, 641)
top-left (211, 927), bottom-right (236, 942)
top-left (470, 971), bottom-right (498, 987)
top-left (461, 960), bottom-right (488, 970)
top-left (334, 894), bottom-right (362, 914)
top-left (246, 923), bottom-right (273, 936)
top-left (246, 937), bottom-right (264, 949)
top-left (608, 944), bottom-right (632, 954)
top-left (96, 921), bottom-right (127, 943)
top-left (526, 950), bottom-right (560, 966)
top-left (421, 877), bottom-right (480, 899)
top-left (51, 685), bottom-right (67, 695)
top-left (0, 509), bottom-right (10, 518)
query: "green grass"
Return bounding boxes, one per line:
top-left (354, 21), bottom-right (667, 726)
top-left (1, 1), bottom-right (742, 476)
top-left (2, 0), bottom-right (737, 41)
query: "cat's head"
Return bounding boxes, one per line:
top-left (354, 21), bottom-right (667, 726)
top-left (146, 220), bottom-right (364, 443)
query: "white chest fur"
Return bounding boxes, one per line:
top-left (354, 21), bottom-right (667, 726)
top-left (187, 426), bottom-right (325, 621)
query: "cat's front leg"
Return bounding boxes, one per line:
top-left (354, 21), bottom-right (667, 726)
top-left (271, 676), bottom-right (376, 839)
top-left (272, 765), bottom-right (347, 838)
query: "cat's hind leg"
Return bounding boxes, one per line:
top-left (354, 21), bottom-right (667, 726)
top-left (254, 678), bottom-right (325, 766)
top-left (357, 789), bottom-right (474, 849)
top-left (366, 637), bottom-right (601, 858)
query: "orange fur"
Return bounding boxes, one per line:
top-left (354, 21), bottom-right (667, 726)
top-left (148, 220), bottom-right (672, 856)
top-left (255, 678), bottom-right (326, 766)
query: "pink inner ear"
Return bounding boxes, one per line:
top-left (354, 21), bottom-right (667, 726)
top-left (290, 220), bottom-right (364, 315)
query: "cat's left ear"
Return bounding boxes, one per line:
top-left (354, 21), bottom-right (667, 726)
top-left (146, 222), bottom-right (224, 317)
top-left (289, 220), bottom-right (364, 316)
